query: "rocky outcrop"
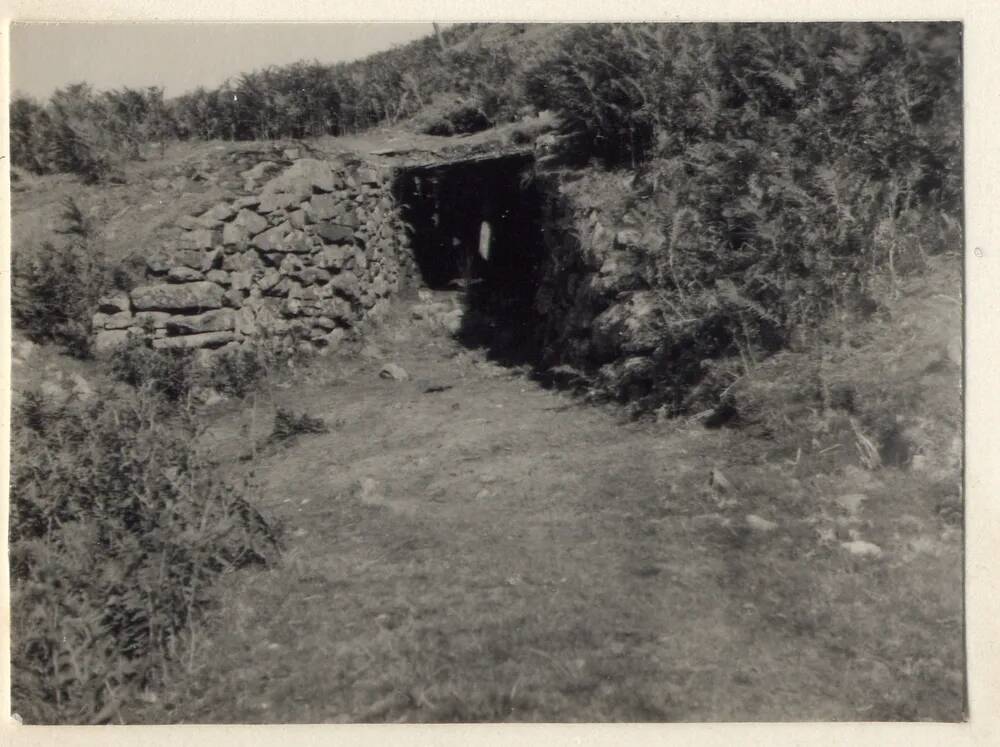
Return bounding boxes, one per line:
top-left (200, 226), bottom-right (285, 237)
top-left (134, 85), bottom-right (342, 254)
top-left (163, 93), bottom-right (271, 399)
top-left (93, 155), bottom-right (417, 356)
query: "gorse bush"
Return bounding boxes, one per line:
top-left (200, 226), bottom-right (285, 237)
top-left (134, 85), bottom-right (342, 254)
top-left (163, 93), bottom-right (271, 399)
top-left (11, 198), bottom-right (121, 358)
top-left (9, 387), bottom-right (280, 723)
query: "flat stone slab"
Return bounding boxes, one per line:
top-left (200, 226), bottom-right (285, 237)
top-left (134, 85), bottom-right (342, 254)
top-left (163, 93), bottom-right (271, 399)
top-left (152, 330), bottom-right (235, 349)
top-left (131, 281), bottom-right (226, 311)
top-left (317, 223), bottom-right (354, 244)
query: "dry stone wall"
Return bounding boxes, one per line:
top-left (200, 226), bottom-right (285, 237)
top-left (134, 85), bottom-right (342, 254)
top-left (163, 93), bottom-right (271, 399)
top-left (93, 156), bottom-right (416, 356)
top-left (531, 172), bottom-right (669, 408)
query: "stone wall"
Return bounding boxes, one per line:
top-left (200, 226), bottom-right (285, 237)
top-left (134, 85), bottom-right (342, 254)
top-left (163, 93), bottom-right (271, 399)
top-left (93, 155), bottom-right (416, 356)
top-left (531, 171), bottom-right (669, 409)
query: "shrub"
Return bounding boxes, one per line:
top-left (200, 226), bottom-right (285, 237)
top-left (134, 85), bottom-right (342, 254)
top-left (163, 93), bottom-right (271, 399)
top-left (109, 335), bottom-right (198, 403)
top-left (531, 23), bottom-right (961, 413)
top-left (9, 387), bottom-right (280, 723)
top-left (416, 94), bottom-right (492, 136)
top-left (208, 346), bottom-right (267, 399)
top-left (11, 198), bottom-right (115, 358)
top-left (269, 408), bottom-right (329, 444)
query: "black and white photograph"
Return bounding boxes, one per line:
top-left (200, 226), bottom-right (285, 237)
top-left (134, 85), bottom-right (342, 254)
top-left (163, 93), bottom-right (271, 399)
top-left (5, 13), bottom-right (974, 730)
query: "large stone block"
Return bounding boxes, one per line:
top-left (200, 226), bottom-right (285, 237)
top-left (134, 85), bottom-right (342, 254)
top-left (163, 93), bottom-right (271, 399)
top-left (167, 266), bottom-right (204, 283)
top-left (256, 268), bottom-right (281, 292)
top-left (234, 208), bottom-right (268, 235)
top-left (235, 306), bottom-right (257, 337)
top-left (230, 271), bottom-right (254, 292)
top-left (202, 202), bottom-right (236, 223)
top-left (312, 316), bottom-right (338, 331)
top-left (224, 288), bottom-right (245, 309)
top-left (222, 251), bottom-right (262, 273)
top-left (223, 222), bottom-right (249, 246)
top-left (336, 207), bottom-right (360, 228)
top-left (308, 194), bottom-right (338, 221)
top-left (257, 191), bottom-right (301, 214)
top-left (266, 277), bottom-right (292, 297)
top-left (355, 166), bottom-right (381, 185)
top-left (131, 281), bottom-right (225, 311)
top-left (152, 331), bottom-right (235, 350)
top-left (296, 285), bottom-right (322, 302)
top-left (234, 195), bottom-right (262, 209)
top-left (317, 223), bottom-right (354, 244)
top-left (202, 248), bottom-right (223, 272)
top-left (330, 272), bottom-right (361, 300)
top-left (251, 221), bottom-right (291, 251)
top-left (281, 158), bottom-right (341, 193)
top-left (97, 292), bottom-right (131, 313)
top-left (299, 267), bottom-right (331, 286)
top-left (173, 249), bottom-right (203, 269)
top-left (271, 230), bottom-right (311, 254)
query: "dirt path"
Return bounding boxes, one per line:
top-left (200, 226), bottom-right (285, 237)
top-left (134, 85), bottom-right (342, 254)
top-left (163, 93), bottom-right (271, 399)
top-left (133, 292), bottom-right (963, 723)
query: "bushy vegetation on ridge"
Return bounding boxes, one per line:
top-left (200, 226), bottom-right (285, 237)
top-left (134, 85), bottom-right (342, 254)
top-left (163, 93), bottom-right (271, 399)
top-left (529, 23), bottom-right (961, 413)
top-left (9, 23), bottom-right (536, 178)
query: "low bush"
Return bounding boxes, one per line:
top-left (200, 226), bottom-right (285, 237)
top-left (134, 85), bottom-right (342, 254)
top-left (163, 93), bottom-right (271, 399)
top-left (110, 336), bottom-right (277, 403)
top-left (270, 408), bottom-right (329, 444)
top-left (11, 198), bottom-right (120, 358)
top-left (109, 335), bottom-right (199, 402)
top-left (208, 346), bottom-right (268, 399)
top-left (9, 387), bottom-right (281, 723)
top-left (416, 94), bottom-right (492, 136)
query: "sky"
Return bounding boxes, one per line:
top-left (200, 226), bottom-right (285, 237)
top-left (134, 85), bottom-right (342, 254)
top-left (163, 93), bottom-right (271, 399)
top-left (10, 22), bottom-right (441, 99)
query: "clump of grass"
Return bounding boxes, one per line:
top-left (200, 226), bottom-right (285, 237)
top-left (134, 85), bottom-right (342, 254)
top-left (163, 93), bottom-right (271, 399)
top-left (9, 386), bottom-right (280, 724)
top-left (269, 408), bottom-right (329, 444)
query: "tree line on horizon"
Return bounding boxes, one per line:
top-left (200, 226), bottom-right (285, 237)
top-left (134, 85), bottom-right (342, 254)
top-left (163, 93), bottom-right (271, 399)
top-left (9, 23), bottom-right (529, 181)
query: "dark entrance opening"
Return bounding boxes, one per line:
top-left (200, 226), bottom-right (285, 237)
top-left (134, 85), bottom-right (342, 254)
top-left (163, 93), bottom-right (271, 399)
top-left (394, 153), bottom-right (547, 364)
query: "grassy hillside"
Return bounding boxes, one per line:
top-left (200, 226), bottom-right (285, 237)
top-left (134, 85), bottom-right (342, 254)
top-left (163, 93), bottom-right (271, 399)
top-left (8, 22), bottom-right (964, 723)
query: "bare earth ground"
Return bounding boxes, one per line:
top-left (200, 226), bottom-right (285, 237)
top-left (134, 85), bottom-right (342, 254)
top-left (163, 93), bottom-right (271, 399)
top-left (118, 288), bottom-right (963, 723)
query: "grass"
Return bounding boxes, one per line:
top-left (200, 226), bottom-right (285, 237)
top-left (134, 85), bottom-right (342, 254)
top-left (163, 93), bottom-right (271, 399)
top-left (119, 276), bottom-right (963, 723)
